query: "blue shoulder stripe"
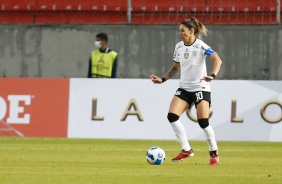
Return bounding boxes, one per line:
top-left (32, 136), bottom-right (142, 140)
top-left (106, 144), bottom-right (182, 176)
top-left (204, 48), bottom-right (214, 57)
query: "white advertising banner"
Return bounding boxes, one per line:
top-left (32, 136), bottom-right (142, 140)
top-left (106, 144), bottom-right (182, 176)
top-left (68, 79), bottom-right (282, 142)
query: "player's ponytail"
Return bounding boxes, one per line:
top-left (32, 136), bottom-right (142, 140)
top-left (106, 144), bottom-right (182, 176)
top-left (181, 17), bottom-right (207, 39)
top-left (191, 17), bottom-right (207, 38)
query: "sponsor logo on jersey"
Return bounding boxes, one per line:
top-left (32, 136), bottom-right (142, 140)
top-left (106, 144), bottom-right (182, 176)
top-left (177, 44), bottom-right (183, 49)
top-left (192, 50), bottom-right (197, 57)
top-left (193, 43), bottom-right (199, 48)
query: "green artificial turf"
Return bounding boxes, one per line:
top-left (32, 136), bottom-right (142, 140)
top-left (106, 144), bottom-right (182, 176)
top-left (0, 137), bottom-right (281, 184)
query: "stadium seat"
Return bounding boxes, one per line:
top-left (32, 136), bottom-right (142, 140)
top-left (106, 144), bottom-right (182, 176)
top-left (0, 0), bottom-right (36, 10)
top-left (0, 11), bottom-right (35, 23)
top-left (35, 0), bottom-right (127, 11)
top-left (35, 11), bottom-right (127, 24)
top-left (131, 0), bottom-right (206, 12)
top-left (205, 0), bottom-right (276, 12)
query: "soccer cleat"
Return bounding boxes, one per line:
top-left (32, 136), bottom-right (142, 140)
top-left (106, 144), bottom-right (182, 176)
top-left (209, 151), bottom-right (219, 166)
top-left (172, 149), bottom-right (194, 161)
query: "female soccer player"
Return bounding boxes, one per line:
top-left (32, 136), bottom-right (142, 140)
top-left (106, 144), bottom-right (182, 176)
top-left (150, 17), bottom-right (222, 165)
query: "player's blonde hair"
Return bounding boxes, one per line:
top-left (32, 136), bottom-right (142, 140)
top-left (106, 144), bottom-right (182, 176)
top-left (181, 17), bottom-right (207, 39)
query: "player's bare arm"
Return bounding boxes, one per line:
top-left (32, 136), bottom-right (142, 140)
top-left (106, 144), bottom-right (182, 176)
top-left (150, 62), bottom-right (180, 84)
top-left (165, 62), bottom-right (180, 80)
top-left (200, 52), bottom-right (222, 82)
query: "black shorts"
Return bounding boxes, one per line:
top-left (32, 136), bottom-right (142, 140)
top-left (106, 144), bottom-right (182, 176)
top-left (174, 88), bottom-right (211, 108)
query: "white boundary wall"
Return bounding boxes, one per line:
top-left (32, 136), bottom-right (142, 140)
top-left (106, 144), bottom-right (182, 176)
top-left (68, 79), bottom-right (282, 142)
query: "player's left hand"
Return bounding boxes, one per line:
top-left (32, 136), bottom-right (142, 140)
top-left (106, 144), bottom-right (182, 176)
top-left (200, 76), bottom-right (213, 82)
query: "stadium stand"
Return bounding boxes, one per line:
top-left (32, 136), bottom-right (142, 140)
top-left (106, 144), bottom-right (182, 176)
top-left (0, 0), bottom-right (280, 24)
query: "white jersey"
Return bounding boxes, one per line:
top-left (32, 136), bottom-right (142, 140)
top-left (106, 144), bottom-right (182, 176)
top-left (173, 39), bottom-right (214, 92)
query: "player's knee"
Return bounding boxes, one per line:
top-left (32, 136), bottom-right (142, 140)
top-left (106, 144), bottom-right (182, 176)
top-left (198, 118), bottom-right (209, 129)
top-left (167, 113), bottom-right (179, 123)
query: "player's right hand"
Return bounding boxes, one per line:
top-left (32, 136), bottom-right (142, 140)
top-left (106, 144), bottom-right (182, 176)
top-left (149, 75), bottom-right (162, 84)
top-left (200, 76), bottom-right (214, 82)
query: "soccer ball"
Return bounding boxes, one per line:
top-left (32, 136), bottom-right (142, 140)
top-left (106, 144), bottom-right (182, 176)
top-left (146, 146), bottom-right (166, 165)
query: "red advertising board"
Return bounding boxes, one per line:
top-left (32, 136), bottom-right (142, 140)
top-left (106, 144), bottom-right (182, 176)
top-left (0, 78), bottom-right (69, 137)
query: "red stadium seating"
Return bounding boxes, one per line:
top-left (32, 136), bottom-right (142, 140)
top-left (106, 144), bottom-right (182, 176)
top-left (35, 0), bottom-right (127, 11)
top-left (131, 0), bottom-right (206, 11)
top-left (0, 0), bottom-right (280, 24)
top-left (0, 0), bottom-right (127, 11)
top-left (205, 0), bottom-right (277, 12)
top-left (35, 11), bottom-right (127, 24)
top-left (0, 0), bottom-right (35, 10)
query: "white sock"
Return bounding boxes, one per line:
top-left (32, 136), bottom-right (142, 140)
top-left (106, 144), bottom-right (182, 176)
top-left (170, 120), bottom-right (191, 151)
top-left (203, 125), bottom-right (218, 151)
